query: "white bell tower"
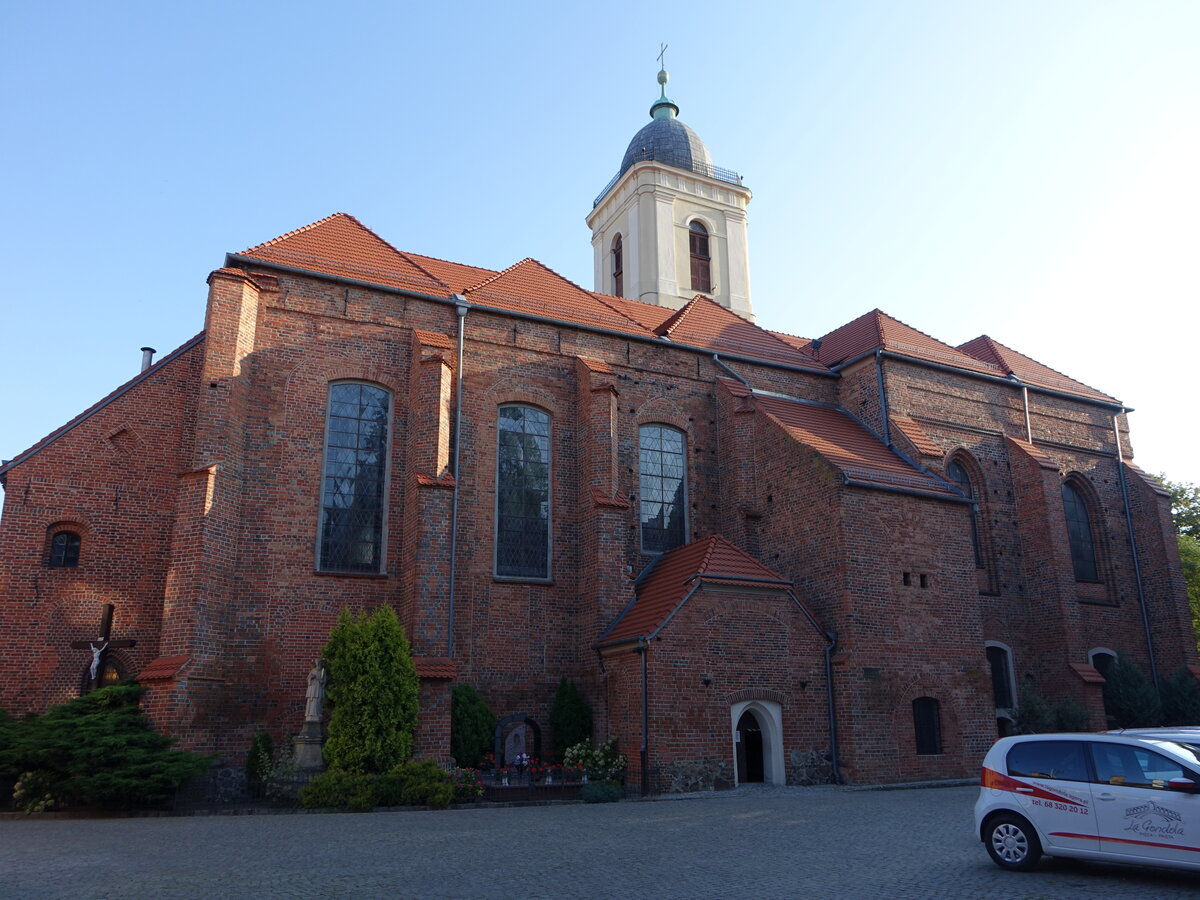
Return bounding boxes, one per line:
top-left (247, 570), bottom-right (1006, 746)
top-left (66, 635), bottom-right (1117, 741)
top-left (586, 67), bottom-right (753, 319)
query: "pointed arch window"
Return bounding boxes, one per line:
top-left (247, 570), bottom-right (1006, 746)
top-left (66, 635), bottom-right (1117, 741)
top-left (611, 234), bottom-right (624, 298)
top-left (689, 221), bottom-right (711, 294)
top-left (496, 405), bottom-right (551, 579)
top-left (639, 424), bottom-right (687, 554)
top-left (318, 382), bottom-right (391, 573)
top-left (946, 459), bottom-right (983, 568)
top-left (1061, 480), bottom-right (1099, 582)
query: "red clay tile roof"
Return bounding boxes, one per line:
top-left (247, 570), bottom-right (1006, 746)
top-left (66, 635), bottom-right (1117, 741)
top-left (958, 335), bottom-right (1118, 403)
top-left (0, 333), bottom-right (207, 478)
top-left (137, 655), bottom-right (191, 682)
top-left (232, 215), bottom-right (842, 374)
top-left (816, 309), bottom-right (1002, 377)
top-left (768, 329), bottom-right (815, 354)
top-left (1005, 436), bottom-right (1060, 471)
top-left (413, 657), bottom-right (457, 679)
top-left (599, 535), bottom-right (791, 645)
top-left (656, 297), bottom-right (827, 370)
top-left (756, 395), bottom-right (959, 497)
top-left (1069, 661), bottom-right (1106, 684)
top-left (238, 213), bottom-right (451, 296)
top-left (464, 258), bottom-right (650, 335)
top-left (889, 415), bottom-right (944, 458)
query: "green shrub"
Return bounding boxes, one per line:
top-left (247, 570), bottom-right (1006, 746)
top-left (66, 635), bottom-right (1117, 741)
top-left (299, 769), bottom-right (377, 811)
top-left (322, 605), bottom-right (419, 774)
top-left (245, 731), bottom-right (274, 784)
top-left (450, 684), bottom-right (495, 769)
top-left (386, 759), bottom-right (454, 808)
top-left (1161, 667), bottom-right (1200, 725)
top-left (1103, 653), bottom-right (1162, 728)
top-left (1013, 676), bottom-right (1092, 733)
top-left (579, 781), bottom-right (623, 803)
top-left (0, 684), bottom-right (212, 812)
top-left (549, 677), bottom-right (592, 760)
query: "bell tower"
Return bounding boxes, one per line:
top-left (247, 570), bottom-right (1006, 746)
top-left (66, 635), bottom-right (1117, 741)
top-left (586, 67), bottom-right (753, 319)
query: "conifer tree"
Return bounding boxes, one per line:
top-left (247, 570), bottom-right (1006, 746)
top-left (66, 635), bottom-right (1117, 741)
top-left (322, 605), bottom-right (419, 773)
top-left (549, 677), bottom-right (592, 759)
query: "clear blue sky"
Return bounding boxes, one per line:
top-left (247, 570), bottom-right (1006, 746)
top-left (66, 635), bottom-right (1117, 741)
top-left (2, 1), bottom-right (1197, 486)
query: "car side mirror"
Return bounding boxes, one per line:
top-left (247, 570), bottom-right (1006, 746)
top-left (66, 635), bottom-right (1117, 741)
top-left (1167, 778), bottom-right (1200, 794)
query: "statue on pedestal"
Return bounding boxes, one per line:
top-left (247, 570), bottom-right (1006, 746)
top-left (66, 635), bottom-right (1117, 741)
top-left (294, 659), bottom-right (327, 774)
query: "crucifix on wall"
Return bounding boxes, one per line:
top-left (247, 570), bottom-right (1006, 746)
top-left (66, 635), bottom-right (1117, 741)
top-left (69, 603), bottom-right (136, 692)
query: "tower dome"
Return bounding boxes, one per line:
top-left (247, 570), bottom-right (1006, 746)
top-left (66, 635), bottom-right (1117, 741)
top-left (618, 68), bottom-right (714, 179)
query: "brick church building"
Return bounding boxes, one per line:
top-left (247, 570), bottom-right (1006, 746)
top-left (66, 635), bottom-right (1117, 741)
top-left (1, 71), bottom-right (1195, 788)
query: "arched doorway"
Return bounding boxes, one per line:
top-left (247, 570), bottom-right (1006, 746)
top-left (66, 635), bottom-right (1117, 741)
top-left (736, 709), bottom-right (766, 783)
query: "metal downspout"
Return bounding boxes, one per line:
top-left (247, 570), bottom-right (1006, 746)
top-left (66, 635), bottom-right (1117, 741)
top-left (1011, 375), bottom-right (1033, 443)
top-left (446, 296), bottom-right (469, 658)
top-left (712, 353), bottom-right (750, 389)
top-left (824, 631), bottom-right (841, 784)
top-left (1113, 412), bottom-right (1158, 692)
top-left (875, 350), bottom-right (891, 447)
top-left (639, 638), bottom-right (650, 797)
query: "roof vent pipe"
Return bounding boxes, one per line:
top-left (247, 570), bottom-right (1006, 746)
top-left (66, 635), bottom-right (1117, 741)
top-left (140, 347), bottom-right (156, 372)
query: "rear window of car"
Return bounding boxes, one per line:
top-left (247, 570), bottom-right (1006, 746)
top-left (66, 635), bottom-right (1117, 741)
top-left (1006, 740), bottom-right (1089, 782)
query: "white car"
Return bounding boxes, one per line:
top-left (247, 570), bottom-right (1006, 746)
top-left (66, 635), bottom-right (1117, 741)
top-left (976, 733), bottom-right (1200, 872)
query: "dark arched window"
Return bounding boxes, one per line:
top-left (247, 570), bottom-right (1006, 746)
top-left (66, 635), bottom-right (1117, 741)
top-left (496, 404), bottom-right (551, 579)
top-left (639, 424), bottom-right (687, 554)
top-left (50, 530), bottom-right (81, 567)
top-left (946, 459), bottom-right (982, 568)
top-left (318, 382), bottom-right (390, 573)
top-left (689, 221), bottom-right (711, 294)
top-left (912, 697), bottom-right (943, 755)
top-left (611, 234), bottom-right (623, 298)
top-left (1061, 480), bottom-right (1099, 582)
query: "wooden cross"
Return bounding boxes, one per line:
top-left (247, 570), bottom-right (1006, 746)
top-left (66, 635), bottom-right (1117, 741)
top-left (69, 603), bottom-right (136, 691)
top-left (657, 42), bottom-right (668, 69)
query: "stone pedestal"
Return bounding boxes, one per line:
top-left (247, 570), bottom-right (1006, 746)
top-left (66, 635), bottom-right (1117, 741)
top-left (293, 720), bottom-right (326, 773)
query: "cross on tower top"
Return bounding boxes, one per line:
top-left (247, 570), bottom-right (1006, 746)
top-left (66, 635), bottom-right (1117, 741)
top-left (657, 42), bottom-right (668, 70)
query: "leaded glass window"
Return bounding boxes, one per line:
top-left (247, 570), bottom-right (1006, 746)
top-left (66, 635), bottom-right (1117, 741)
top-left (1061, 481), bottom-right (1099, 582)
top-left (947, 459), bottom-right (983, 568)
top-left (639, 424), bottom-right (686, 554)
top-left (318, 382), bottom-right (390, 573)
top-left (496, 405), bottom-right (551, 578)
top-left (50, 530), bottom-right (81, 567)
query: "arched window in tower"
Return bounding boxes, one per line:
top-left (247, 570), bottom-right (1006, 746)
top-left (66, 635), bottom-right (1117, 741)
top-left (49, 530), bottom-right (81, 567)
top-left (689, 221), bottom-right (711, 294)
top-left (318, 382), bottom-right (391, 573)
top-left (639, 424), bottom-right (687, 554)
top-left (611, 234), bottom-right (624, 298)
top-left (1061, 480), bottom-right (1100, 583)
top-left (946, 459), bottom-right (983, 568)
top-left (495, 404), bottom-right (551, 579)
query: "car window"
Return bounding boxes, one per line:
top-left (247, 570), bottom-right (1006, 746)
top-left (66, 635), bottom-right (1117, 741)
top-left (1006, 740), bottom-right (1089, 782)
top-left (1090, 743), bottom-right (1188, 789)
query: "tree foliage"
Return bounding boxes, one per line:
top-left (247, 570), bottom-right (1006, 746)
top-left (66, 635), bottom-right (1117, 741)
top-left (0, 684), bottom-right (212, 811)
top-left (322, 605), bottom-right (419, 774)
top-left (1160, 667), bottom-right (1200, 726)
top-left (549, 677), bottom-right (592, 760)
top-left (450, 684), bottom-right (495, 769)
top-left (1179, 534), bottom-right (1200, 652)
top-left (1159, 476), bottom-right (1200, 538)
top-left (1013, 675), bottom-right (1091, 733)
top-left (1102, 652), bottom-right (1162, 728)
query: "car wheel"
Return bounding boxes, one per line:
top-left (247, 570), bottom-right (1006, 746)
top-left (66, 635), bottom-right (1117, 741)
top-left (985, 813), bottom-right (1042, 871)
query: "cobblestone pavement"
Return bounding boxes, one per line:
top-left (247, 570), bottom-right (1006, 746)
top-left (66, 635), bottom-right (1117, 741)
top-left (2, 784), bottom-right (1198, 898)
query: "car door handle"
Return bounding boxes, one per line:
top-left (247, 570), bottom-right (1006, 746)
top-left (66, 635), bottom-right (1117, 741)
top-left (1015, 787), bottom-right (1034, 793)
top-left (1096, 793), bottom-right (1116, 801)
